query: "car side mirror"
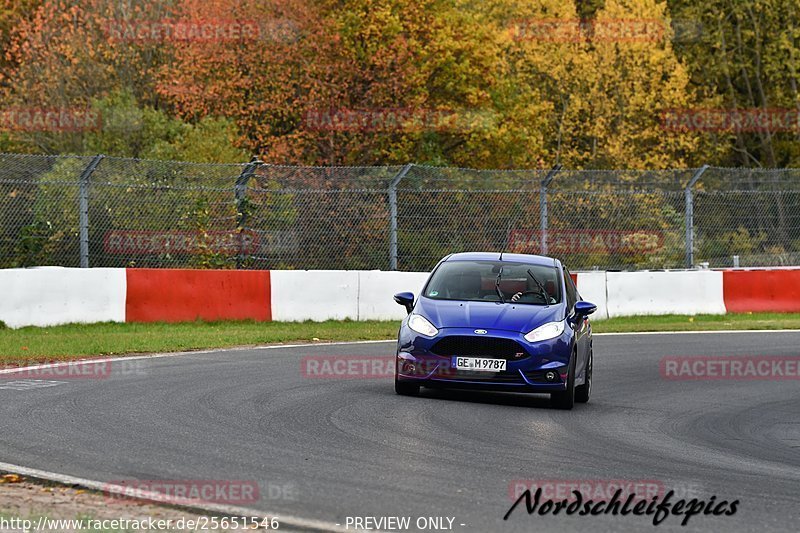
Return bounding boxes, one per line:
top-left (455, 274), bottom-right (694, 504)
top-left (393, 292), bottom-right (415, 314)
top-left (574, 300), bottom-right (597, 316)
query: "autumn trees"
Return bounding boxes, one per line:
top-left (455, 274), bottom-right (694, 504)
top-left (0, 0), bottom-right (796, 169)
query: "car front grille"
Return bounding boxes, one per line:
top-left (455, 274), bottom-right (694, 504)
top-left (430, 369), bottom-right (560, 385)
top-left (434, 369), bottom-right (523, 383)
top-left (430, 335), bottom-right (529, 360)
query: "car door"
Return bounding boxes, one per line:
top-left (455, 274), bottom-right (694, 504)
top-left (563, 266), bottom-right (589, 381)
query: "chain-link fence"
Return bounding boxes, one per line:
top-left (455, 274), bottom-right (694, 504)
top-left (1, 153), bottom-right (799, 272)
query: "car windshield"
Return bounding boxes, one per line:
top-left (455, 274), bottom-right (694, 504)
top-left (423, 260), bottom-right (561, 305)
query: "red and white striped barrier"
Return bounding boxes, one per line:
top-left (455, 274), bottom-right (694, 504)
top-left (0, 267), bottom-right (126, 328)
top-left (0, 267), bottom-right (798, 328)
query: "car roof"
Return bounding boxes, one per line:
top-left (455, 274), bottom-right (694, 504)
top-left (443, 252), bottom-right (560, 267)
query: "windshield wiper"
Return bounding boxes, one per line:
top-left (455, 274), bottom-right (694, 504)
top-left (527, 269), bottom-right (550, 304)
top-left (495, 266), bottom-right (506, 304)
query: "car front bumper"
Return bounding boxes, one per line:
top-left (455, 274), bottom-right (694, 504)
top-left (395, 326), bottom-right (572, 393)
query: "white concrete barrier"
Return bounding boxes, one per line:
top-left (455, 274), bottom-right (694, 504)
top-left (270, 270), bottom-right (429, 321)
top-left (605, 271), bottom-right (726, 317)
top-left (576, 271), bottom-right (609, 320)
top-left (275, 269), bottom-right (611, 321)
top-left (270, 270), bottom-right (360, 321)
top-left (357, 271), bottom-right (430, 320)
top-left (0, 267), bottom-right (126, 328)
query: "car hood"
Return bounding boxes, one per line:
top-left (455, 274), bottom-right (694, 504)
top-left (416, 297), bottom-right (564, 333)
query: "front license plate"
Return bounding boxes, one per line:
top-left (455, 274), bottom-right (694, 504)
top-left (454, 357), bottom-right (506, 372)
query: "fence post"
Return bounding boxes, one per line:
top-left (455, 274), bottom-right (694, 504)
top-left (685, 165), bottom-right (709, 268)
top-left (389, 164), bottom-right (413, 271)
top-left (78, 154), bottom-right (104, 268)
top-left (539, 165), bottom-right (562, 256)
top-left (235, 158), bottom-right (262, 269)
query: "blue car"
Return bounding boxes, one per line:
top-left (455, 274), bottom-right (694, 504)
top-left (393, 252), bottom-right (596, 409)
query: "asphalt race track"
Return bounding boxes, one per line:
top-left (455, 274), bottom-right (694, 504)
top-left (1, 332), bottom-right (799, 532)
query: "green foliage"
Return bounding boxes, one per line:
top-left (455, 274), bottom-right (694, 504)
top-left (699, 227), bottom-right (767, 262)
top-left (668, 0), bottom-right (800, 167)
top-left (83, 91), bottom-right (247, 162)
top-left (187, 198), bottom-right (232, 269)
top-left (23, 158), bottom-right (83, 267)
top-left (15, 218), bottom-right (54, 267)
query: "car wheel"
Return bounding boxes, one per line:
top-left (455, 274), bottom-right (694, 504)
top-left (395, 375), bottom-right (420, 396)
top-left (575, 347), bottom-right (592, 404)
top-left (551, 352), bottom-right (575, 410)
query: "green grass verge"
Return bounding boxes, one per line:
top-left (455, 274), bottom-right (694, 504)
top-left (0, 320), bottom-right (399, 363)
top-left (0, 313), bottom-right (797, 363)
top-left (593, 312), bottom-right (800, 333)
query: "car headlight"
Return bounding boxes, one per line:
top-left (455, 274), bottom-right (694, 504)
top-left (408, 314), bottom-right (439, 337)
top-left (523, 321), bottom-right (565, 343)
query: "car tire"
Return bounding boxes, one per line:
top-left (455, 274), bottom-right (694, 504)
top-left (575, 347), bottom-right (592, 404)
top-left (395, 375), bottom-right (420, 396)
top-left (551, 352), bottom-right (576, 410)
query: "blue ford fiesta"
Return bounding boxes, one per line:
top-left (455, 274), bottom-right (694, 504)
top-left (393, 252), bottom-right (596, 409)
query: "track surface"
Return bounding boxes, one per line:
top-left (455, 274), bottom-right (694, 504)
top-left (1, 332), bottom-right (799, 532)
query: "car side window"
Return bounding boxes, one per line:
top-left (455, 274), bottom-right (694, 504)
top-left (563, 267), bottom-right (578, 310)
